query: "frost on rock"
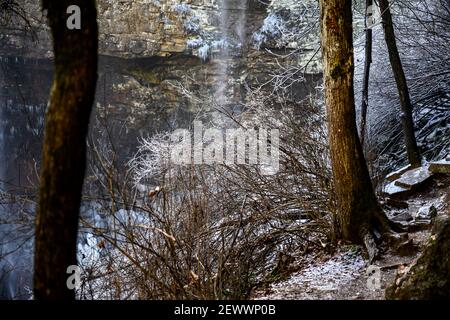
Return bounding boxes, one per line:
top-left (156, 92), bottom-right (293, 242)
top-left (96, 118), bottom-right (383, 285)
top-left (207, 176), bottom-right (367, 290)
top-left (188, 37), bottom-right (229, 61)
top-left (252, 13), bottom-right (286, 49)
top-left (394, 165), bottom-right (433, 189)
top-left (172, 3), bottom-right (192, 14)
top-left (415, 205), bottom-right (436, 220)
top-left (198, 43), bottom-right (210, 61)
top-left (187, 37), bottom-right (204, 48)
top-left (251, 0), bottom-right (321, 71)
top-left (184, 15), bottom-right (201, 34)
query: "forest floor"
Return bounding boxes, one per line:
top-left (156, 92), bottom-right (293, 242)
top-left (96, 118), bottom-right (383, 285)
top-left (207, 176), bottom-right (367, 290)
top-left (251, 174), bottom-right (450, 300)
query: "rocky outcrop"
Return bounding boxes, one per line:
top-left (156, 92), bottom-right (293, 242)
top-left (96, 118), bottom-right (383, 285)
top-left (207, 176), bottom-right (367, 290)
top-left (1, 0), bottom-right (270, 59)
top-left (97, 0), bottom-right (216, 58)
top-left (0, 0), bottom-right (322, 152)
top-left (1, 0), bottom-right (213, 58)
top-left (386, 219), bottom-right (450, 299)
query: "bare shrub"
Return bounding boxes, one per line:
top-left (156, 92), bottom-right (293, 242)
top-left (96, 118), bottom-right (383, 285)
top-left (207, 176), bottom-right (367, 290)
top-left (77, 90), bottom-right (333, 300)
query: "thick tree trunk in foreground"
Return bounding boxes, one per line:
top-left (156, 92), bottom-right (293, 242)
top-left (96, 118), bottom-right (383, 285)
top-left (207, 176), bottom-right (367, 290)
top-left (320, 0), bottom-right (392, 260)
top-left (386, 220), bottom-right (450, 299)
top-left (359, 0), bottom-right (373, 147)
top-left (379, 0), bottom-right (421, 167)
top-left (34, 0), bottom-right (98, 300)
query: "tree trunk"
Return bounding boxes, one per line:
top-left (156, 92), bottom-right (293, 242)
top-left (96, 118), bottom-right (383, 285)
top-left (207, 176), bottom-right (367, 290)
top-left (378, 0), bottom-right (421, 167)
top-left (34, 0), bottom-right (98, 300)
top-left (359, 0), bottom-right (373, 147)
top-left (319, 0), bottom-right (392, 260)
top-left (386, 219), bottom-right (450, 299)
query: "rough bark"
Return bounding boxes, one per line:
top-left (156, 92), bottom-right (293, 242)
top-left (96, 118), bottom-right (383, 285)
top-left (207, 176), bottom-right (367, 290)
top-left (359, 0), bottom-right (373, 147)
top-left (34, 0), bottom-right (98, 300)
top-left (378, 0), bottom-right (421, 167)
top-left (386, 219), bottom-right (450, 299)
top-left (319, 0), bottom-right (392, 260)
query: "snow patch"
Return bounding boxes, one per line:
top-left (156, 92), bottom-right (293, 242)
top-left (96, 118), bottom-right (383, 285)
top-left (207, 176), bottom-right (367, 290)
top-left (257, 250), bottom-right (366, 300)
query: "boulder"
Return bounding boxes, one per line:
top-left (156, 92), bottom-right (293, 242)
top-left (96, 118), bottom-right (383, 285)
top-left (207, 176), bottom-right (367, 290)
top-left (383, 181), bottom-right (411, 198)
top-left (386, 220), bottom-right (450, 299)
top-left (415, 205), bottom-right (437, 221)
top-left (394, 165), bottom-right (433, 189)
top-left (391, 211), bottom-right (413, 222)
top-left (428, 159), bottom-right (450, 174)
top-left (385, 164), bottom-right (413, 182)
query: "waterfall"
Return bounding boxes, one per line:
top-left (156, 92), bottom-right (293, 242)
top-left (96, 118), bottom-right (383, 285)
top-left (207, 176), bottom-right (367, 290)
top-left (214, 0), bottom-right (248, 115)
top-left (0, 57), bottom-right (34, 300)
top-left (0, 57), bottom-right (10, 299)
top-left (0, 58), bottom-right (15, 300)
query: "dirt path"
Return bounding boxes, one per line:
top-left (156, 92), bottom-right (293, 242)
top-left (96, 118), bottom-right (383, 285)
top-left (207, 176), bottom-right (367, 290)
top-left (252, 176), bottom-right (450, 300)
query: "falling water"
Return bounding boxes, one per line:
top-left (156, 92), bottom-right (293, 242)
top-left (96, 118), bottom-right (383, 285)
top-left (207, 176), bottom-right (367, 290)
top-left (0, 57), bottom-right (11, 299)
top-left (0, 57), bottom-right (35, 300)
top-left (0, 57), bottom-right (16, 299)
top-left (214, 0), bottom-right (248, 115)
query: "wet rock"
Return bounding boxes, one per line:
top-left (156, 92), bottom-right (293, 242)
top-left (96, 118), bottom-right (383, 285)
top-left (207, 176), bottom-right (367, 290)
top-left (385, 164), bottom-right (413, 182)
top-left (429, 159), bottom-right (450, 174)
top-left (394, 165), bottom-right (433, 190)
top-left (129, 39), bottom-right (147, 55)
top-left (383, 181), bottom-right (411, 198)
top-left (387, 233), bottom-right (409, 248)
top-left (415, 205), bottom-right (437, 220)
top-left (391, 211), bottom-right (413, 222)
top-left (386, 220), bottom-right (450, 299)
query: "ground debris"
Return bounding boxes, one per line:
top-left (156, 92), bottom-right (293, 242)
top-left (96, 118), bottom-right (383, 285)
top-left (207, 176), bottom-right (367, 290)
top-left (253, 175), bottom-right (449, 300)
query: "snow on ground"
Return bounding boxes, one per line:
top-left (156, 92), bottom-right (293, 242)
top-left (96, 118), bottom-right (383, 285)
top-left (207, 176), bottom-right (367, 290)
top-left (254, 176), bottom-right (450, 300)
top-left (255, 249), bottom-right (369, 300)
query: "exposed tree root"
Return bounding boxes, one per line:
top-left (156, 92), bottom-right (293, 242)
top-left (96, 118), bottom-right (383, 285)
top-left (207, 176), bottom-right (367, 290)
top-left (360, 207), bottom-right (407, 263)
top-left (362, 230), bottom-right (379, 264)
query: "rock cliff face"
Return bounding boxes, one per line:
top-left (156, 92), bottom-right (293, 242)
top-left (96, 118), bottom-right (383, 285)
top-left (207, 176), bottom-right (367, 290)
top-left (5, 0), bottom-right (201, 57)
top-left (0, 0), bottom-right (321, 142)
top-left (1, 0), bottom-right (269, 58)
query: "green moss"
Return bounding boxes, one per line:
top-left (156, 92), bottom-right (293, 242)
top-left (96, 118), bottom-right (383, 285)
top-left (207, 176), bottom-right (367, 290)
top-left (331, 64), bottom-right (344, 80)
top-left (386, 220), bottom-right (450, 299)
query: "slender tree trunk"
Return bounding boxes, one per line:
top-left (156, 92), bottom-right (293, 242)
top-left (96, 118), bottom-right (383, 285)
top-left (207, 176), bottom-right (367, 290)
top-left (34, 0), bottom-right (98, 300)
top-left (378, 0), bottom-right (421, 167)
top-left (360, 0), bottom-right (373, 147)
top-left (320, 0), bottom-right (392, 260)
